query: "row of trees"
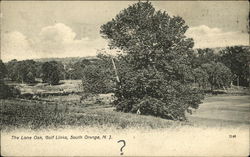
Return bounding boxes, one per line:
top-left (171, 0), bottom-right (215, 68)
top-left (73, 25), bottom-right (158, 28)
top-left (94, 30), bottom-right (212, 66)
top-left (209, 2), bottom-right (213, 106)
top-left (87, 46), bottom-right (249, 96)
top-left (3, 58), bottom-right (101, 84)
top-left (4, 60), bottom-right (63, 85)
top-left (2, 45), bottom-right (248, 89)
top-left (191, 47), bottom-right (249, 88)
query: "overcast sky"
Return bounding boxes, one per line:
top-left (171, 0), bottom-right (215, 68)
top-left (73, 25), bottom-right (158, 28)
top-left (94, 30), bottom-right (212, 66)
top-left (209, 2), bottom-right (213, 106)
top-left (1, 1), bottom-right (249, 61)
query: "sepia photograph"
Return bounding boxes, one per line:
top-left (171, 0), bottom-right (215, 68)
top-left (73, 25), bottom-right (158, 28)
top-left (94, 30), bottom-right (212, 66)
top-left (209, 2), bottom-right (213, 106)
top-left (0, 0), bottom-right (249, 156)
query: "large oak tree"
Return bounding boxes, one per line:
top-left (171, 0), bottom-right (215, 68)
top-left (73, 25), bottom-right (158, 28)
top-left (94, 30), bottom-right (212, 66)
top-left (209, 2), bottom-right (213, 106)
top-left (100, 2), bottom-right (204, 120)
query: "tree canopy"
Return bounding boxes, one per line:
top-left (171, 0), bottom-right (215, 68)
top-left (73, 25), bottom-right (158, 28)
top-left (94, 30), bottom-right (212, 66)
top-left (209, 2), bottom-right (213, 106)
top-left (100, 2), bottom-right (204, 120)
top-left (6, 60), bottom-right (37, 83)
top-left (219, 46), bottom-right (250, 87)
top-left (201, 62), bottom-right (232, 90)
top-left (82, 53), bottom-right (115, 94)
top-left (41, 61), bottom-right (62, 85)
top-left (190, 48), bottom-right (219, 68)
top-left (0, 59), bottom-right (21, 99)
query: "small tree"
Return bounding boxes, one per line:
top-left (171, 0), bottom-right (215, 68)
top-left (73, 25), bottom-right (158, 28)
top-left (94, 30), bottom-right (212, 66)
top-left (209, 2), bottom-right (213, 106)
top-left (6, 59), bottom-right (19, 81)
top-left (26, 72), bottom-right (35, 84)
top-left (100, 2), bottom-right (204, 120)
top-left (41, 61), bottom-right (61, 85)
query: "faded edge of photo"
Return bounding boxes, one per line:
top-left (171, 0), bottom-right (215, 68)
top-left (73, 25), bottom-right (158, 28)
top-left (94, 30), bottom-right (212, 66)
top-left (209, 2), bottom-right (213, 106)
top-left (1, 126), bottom-right (249, 156)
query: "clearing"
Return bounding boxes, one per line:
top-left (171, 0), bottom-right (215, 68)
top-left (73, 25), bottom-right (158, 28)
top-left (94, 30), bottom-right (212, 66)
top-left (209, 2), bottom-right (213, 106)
top-left (188, 95), bottom-right (250, 127)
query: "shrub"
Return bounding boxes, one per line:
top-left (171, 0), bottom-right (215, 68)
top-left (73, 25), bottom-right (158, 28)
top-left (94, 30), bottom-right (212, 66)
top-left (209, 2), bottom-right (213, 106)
top-left (0, 60), bottom-right (7, 80)
top-left (82, 64), bottom-right (115, 94)
top-left (41, 61), bottom-right (61, 85)
top-left (0, 82), bottom-right (20, 99)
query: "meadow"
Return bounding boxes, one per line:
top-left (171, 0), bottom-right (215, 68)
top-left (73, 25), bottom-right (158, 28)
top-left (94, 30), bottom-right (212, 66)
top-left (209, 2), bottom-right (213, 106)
top-left (1, 80), bottom-right (249, 156)
top-left (1, 80), bottom-right (249, 131)
top-left (0, 97), bottom-right (183, 131)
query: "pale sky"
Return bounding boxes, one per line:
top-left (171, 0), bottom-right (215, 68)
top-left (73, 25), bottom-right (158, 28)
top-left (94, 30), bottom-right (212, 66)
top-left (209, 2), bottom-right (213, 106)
top-left (1, 1), bottom-right (249, 61)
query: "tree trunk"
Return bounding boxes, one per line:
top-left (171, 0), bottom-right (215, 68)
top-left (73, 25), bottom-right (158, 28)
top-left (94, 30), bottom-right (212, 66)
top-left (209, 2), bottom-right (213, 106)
top-left (111, 57), bottom-right (120, 83)
top-left (237, 76), bottom-right (240, 89)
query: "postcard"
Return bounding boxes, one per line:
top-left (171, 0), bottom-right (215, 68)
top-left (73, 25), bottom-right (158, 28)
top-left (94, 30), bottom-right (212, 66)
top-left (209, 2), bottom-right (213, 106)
top-left (1, 1), bottom-right (249, 156)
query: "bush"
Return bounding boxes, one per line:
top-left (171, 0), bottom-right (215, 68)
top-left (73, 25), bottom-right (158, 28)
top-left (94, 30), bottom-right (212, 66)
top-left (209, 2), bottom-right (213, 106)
top-left (26, 72), bottom-right (36, 84)
top-left (82, 64), bottom-right (115, 94)
top-left (0, 60), bottom-right (7, 80)
top-left (41, 61), bottom-right (61, 85)
top-left (0, 82), bottom-right (20, 99)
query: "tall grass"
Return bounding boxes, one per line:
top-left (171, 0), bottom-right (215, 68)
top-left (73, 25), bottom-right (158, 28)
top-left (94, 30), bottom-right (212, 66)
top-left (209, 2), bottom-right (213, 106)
top-left (0, 99), bottom-right (66, 130)
top-left (0, 99), bottom-right (181, 131)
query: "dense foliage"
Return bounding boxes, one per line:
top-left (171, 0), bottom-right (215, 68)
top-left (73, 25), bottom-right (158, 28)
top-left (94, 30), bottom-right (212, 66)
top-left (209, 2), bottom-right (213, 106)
top-left (0, 60), bottom-right (20, 99)
top-left (193, 67), bottom-right (209, 88)
top-left (191, 49), bottom-right (233, 90)
top-left (190, 48), bottom-right (219, 68)
top-left (6, 59), bottom-right (37, 83)
top-left (0, 82), bottom-right (20, 99)
top-left (201, 62), bottom-right (232, 90)
top-left (82, 53), bottom-right (115, 94)
top-left (219, 46), bottom-right (250, 87)
top-left (64, 59), bottom-right (91, 80)
top-left (0, 60), bottom-right (8, 81)
top-left (100, 2), bottom-right (204, 120)
top-left (41, 61), bottom-right (62, 85)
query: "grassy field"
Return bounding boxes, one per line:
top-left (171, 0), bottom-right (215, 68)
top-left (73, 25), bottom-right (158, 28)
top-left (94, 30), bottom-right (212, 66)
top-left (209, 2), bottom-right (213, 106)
top-left (1, 81), bottom-right (249, 156)
top-left (0, 98), bottom-right (184, 131)
top-left (1, 94), bottom-right (249, 131)
top-left (188, 95), bottom-right (250, 128)
top-left (1, 80), bottom-right (249, 131)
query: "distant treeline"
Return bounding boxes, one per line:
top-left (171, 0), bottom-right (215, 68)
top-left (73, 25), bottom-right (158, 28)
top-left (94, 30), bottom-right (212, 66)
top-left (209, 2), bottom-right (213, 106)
top-left (3, 58), bottom-right (100, 84)
top-left (190, 46), bottom-right (250, 88)
top-left (1, 45), bottom-right (250, 88)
